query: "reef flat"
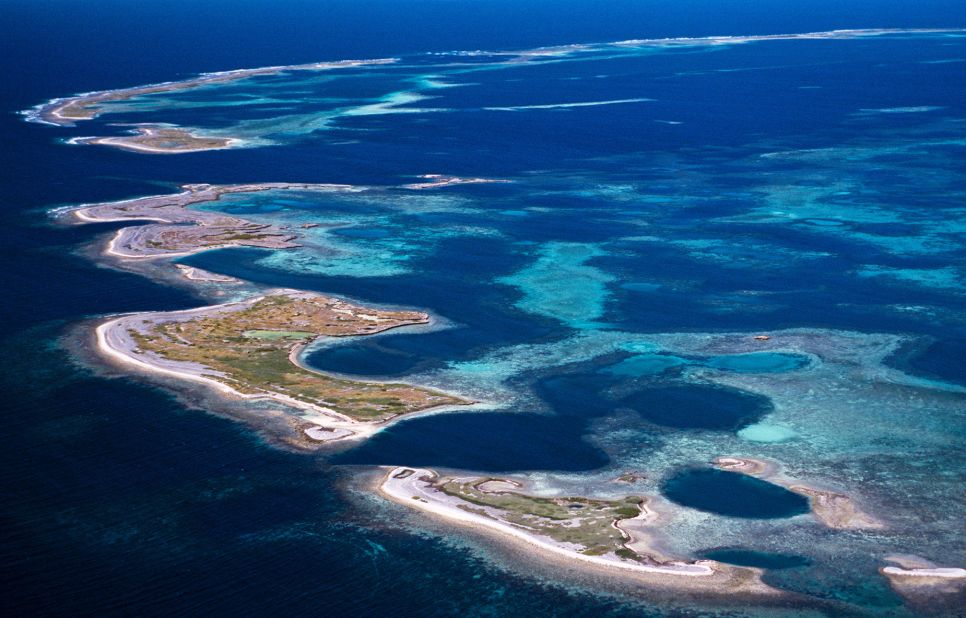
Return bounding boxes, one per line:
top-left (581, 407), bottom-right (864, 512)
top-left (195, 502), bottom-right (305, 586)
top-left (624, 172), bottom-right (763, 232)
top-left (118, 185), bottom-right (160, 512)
top-left (99, 291), bottom-right (467, 442)
top-left (714, 457), bottom-right (884, 530)
top-left (69, 182), bottom-right (355, 258)
top-left (21, 23), bottom-right (966, 613)
top-left (28, 28), bottom-right (965, 157)
top-left (29, 58), bottom-right (397, 127)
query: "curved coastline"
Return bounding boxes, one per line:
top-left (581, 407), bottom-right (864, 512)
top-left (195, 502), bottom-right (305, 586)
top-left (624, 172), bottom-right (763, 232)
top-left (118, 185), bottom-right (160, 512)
top-left (378, 467), bottom-right (781, 594)
top-left (25, 28), bottom-right (966, 158)
top-left (35, 29), bottom-right (966, 600)
top-left (95, 291), bottom-right (471, 443)
top-left (69, 182), bottom-right (355, 259)
top-left (69, 184), bottom-right (472, 444)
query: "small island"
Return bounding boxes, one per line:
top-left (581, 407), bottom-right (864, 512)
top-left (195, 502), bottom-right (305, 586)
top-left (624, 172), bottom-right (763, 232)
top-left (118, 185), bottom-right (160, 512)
top-left (99, 291), bottom-right (468, 441)
top-left (70, 126), bottom-right (240, 154)
top-left (380, 467), bottom-right (776, 592)
top-left (69, 182), bottom-right (354, 258)
top-left (880, 555), bottom-right (966, 610)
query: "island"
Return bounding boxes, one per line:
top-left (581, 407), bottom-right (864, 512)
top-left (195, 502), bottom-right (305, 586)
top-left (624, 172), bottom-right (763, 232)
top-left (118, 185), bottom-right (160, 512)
top-left (98, 290), bottom-right (468, 442)
top-left (70, 126), bottom-right (241, 154)
top-left (379, 467), bottom-right (777, 593)
top-left (69, 182), bottom-right (356, 258)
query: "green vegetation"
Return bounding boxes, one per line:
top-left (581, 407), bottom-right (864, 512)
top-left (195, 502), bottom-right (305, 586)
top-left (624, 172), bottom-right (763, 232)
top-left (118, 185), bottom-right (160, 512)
top-left (437, 478), bottom-right (644, 557)
top-left (128, 294), bottom-right (465, 421)
top-left (243, 330), bottom-right (316, 340)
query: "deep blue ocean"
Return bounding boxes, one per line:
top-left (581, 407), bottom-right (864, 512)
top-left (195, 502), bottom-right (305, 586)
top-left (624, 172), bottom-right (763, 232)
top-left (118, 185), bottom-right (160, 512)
top-left (3, 1), bottom-right (965, 616)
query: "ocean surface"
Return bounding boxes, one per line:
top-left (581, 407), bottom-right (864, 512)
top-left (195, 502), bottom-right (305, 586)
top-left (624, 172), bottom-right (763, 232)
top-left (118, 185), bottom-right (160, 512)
top-left (3, 1), bottom-right (965, 615)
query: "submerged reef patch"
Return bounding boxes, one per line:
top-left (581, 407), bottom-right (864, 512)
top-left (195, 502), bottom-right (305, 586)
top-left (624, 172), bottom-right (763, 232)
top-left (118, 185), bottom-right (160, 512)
top-left (497, 242), bottom-right (615, 329)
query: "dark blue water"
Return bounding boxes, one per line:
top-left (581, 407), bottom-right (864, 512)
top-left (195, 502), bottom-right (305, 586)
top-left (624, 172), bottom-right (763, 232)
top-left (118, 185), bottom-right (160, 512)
top-left (700, 548), bottom-right (812, 570)
top-left (617, 385), bottom-right (772, 431)
top-left (888, 337), bottom-right (966, 387)
top-left (661, 469), bottom-right (811, 519)
top-left (5, 1), bottom-right (966, 616)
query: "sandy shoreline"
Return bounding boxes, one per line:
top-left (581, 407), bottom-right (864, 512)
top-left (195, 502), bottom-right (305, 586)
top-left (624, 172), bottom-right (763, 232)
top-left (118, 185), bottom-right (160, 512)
top-left (67, 182), bottom-right (360, 260)
top-left (377, 467), bottom-right (785, 594)
top-left (94, 292), bottom-right (474, 443)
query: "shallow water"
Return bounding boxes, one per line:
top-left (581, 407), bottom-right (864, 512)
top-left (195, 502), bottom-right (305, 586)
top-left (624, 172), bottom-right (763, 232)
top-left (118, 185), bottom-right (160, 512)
top-left (6, 1), bottom-right (966, 615)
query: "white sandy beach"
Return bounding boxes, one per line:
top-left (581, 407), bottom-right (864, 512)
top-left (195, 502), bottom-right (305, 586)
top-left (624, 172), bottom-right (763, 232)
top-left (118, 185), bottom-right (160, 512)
top-left (379, 467), bottom-right (719, 579)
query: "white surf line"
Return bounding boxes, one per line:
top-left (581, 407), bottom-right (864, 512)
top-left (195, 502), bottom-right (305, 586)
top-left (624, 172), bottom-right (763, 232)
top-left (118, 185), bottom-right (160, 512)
top-left (459, 28), bottom-right (966, 63)
top-left (25, 58), bottom-right (400, 126)
top-left (483, 98), bottom-right (653, 111)
top-left (380, 468), bottom-right (716, 578)
top-left (72, 208), bottom-right (171, 224)
top-left (94, 298), bottom-right (476, 442)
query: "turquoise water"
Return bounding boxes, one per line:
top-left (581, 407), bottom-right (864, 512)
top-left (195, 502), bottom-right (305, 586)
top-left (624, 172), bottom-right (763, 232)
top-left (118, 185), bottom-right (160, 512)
top-left (7, 2), bottom-right (966, 615)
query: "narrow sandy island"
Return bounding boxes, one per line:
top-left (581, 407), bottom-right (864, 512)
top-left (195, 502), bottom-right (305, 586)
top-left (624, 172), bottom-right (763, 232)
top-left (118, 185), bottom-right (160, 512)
top-left (97, 290), bottom-right (468, 443)
top-left (69, 182), bottom-right (355, 259)
top-left (714, 457), bottom-right (884, 530)
top-left (379, 467), bottom-right (777, 593)
top-left (29, 58), bottom-right (397, 127)
top-left (70, 126), bottom-right (242, 154)
top-left (175, 264), bottom-right (242, 284)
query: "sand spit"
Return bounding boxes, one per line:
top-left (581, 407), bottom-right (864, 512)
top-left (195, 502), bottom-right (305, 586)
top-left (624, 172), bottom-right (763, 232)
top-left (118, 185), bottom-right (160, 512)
top-left (380, 467), bottom-right (780, 594)
top-left (714, 457), bottom-right (884, 530)
top-left (175, 264), bottom-right (242, 284)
